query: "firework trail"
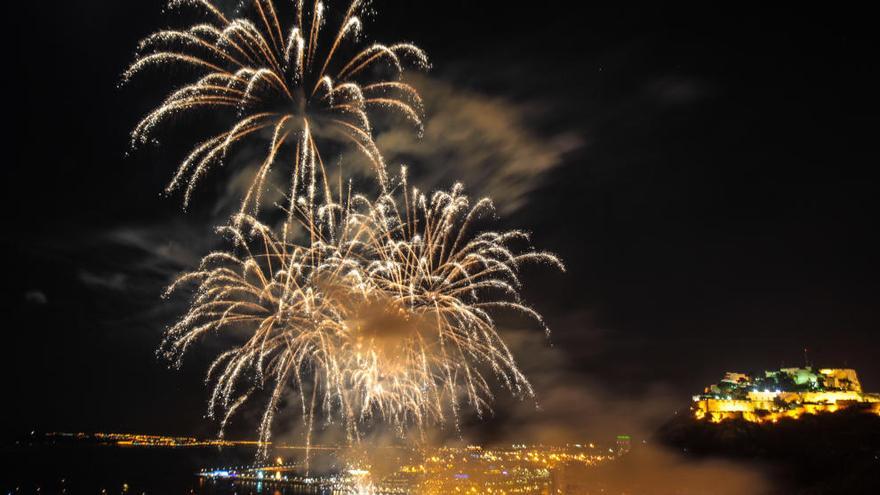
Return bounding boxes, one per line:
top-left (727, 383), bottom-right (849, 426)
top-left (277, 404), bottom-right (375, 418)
top-left (125, 0), bottom-right (428, 217)
top-left (162, 170), bottom-right (564, 455)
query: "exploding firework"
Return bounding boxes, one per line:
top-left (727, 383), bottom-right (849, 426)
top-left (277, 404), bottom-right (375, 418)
top-left (162, 171), bottom-right (563, 454)
top-left (125, 0), bottom-right (428, 216)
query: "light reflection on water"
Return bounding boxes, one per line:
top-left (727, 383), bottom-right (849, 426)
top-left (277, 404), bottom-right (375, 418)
top-left (2, 445), bottom-right (340, 495)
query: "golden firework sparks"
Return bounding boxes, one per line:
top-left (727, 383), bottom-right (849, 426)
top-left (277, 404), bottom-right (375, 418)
top-left (125, 0), bottom-right (428, 217)
top-left (162, 171), bottom-right (564, 455)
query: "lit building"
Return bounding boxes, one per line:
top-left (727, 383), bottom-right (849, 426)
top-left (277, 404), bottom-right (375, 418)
top-left (693, 367), bottom-right (880, 423)
top-left (615, 435), bottom-right (631, 456)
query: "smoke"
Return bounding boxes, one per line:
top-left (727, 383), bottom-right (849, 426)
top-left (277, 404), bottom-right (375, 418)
top-left (195, 72), bottom-right (581, 222)
top-left (444, 327), bottom-right (777, 494)
top-left (377, 74), bottom-right (581, 214)
top-left (569, 445), bottom-right (774, 495)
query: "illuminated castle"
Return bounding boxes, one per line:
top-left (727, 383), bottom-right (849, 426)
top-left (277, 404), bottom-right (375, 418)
top-left (693, 367), bottom-right (880, 423)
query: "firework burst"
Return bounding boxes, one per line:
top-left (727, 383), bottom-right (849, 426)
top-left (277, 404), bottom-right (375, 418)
top-left (125, 0), bottom-right (428, 216)
top-left (162, 171), bottom-right (563, 454)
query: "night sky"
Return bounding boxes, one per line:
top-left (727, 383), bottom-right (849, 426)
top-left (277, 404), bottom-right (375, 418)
top-left (6, 2), bottom-right (879, 443)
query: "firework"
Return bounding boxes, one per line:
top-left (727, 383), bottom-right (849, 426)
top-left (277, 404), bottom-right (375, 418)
top-left (162, 171), bottom-right (563, 455)
top-left (125, 0), bottom-right (428, 216)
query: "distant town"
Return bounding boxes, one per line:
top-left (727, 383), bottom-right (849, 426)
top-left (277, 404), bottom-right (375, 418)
top-left (25, 432), bottom-right (634, 494)
top-left (38, 431), bottom-right (264, 448)
top-left (17, 365), bottom-right (880, 495)
top-left (197, 442), bottom-right (628, 494)
top-left (20, 365), bottom-right (879, 494)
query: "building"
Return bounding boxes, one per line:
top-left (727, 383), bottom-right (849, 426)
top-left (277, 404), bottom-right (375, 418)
top-left (615, 435), bottom-right (631, 456)
top-left (693, 367), bottom-right (880, 423)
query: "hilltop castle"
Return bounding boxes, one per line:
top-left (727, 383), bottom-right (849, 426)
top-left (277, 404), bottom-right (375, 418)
top-left (693, 367), bottom-right (880, 423)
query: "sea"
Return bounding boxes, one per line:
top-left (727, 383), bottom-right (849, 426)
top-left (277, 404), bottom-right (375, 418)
top-left (1, 444), bottom-right (337, 495)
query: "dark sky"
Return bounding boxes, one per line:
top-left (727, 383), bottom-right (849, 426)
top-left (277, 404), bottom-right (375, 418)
top-left (5, 2), bottom-right (879, 442)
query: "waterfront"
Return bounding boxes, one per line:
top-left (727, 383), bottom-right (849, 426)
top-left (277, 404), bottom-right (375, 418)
top-left (2, 443), bottom-right (261, 494)
top-left (2, 436), bottom-right (619, 494)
